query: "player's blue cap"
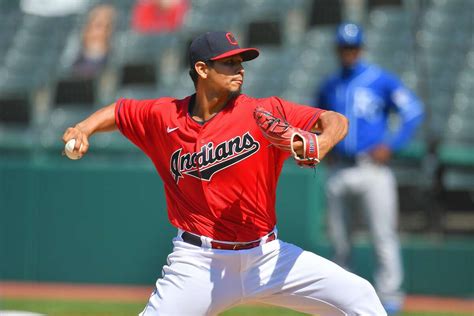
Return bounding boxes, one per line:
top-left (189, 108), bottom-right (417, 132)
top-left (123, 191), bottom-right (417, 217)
top-left (189, 31), bottom-right (259, 67)
top-left (336, 22), bottom-right (364, 47)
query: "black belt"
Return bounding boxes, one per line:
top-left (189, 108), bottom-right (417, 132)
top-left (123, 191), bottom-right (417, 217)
top-left (181, 231), bottom-right (276, 250)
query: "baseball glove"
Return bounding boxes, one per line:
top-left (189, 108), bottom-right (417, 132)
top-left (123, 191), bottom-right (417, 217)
top-left (253, 107), bottom-right (320, 167)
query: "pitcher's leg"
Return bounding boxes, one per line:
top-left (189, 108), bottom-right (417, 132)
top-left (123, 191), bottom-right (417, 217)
top-left (247, 241), bottom-right (386, 315)
top-left (140, 241), bottom-right (241, 316)
top-left (363, 166), bottom-right (404, 308)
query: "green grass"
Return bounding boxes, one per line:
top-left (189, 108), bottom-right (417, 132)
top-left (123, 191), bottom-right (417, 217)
top-left (0, 299), bottom-right (143, 316)
top-left (1, 299), bottom-right (472, 316)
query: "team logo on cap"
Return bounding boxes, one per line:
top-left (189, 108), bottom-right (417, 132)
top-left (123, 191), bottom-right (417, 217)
top-left (343, 23), bottom-right (359, 38)
top-left (226, 32), bottom-right (238, 46)
top-left (170, 132), bottom-right (260, 183)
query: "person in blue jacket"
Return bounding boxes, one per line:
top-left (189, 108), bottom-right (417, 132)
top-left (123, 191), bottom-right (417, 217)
top-left (316, 22), bottom-right (424, 315)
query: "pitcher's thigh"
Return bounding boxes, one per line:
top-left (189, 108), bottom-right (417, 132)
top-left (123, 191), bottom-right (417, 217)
top-left (256, 245), bottom-right (386, 315)
top-left (140, 259), bottom-right (240, 316)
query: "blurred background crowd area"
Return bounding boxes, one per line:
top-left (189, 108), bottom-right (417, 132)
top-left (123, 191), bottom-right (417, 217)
top-left (0, 0), bottom-right (472, 235)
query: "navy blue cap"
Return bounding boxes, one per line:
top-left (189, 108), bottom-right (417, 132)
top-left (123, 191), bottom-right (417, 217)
top-left (336, 23), bottom-right (363, 47)
top-left (189, 31), bottom-right (259, 68)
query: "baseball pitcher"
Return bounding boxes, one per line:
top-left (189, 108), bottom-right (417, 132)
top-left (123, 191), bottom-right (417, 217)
top-left (63, 31), bottom-right (387, 315)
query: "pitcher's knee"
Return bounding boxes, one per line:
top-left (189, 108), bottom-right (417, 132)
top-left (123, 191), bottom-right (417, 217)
top-left (346, 278), bottom-right (387, 315)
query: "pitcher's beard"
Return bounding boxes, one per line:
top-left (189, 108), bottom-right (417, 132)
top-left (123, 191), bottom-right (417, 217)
top-left (229, 87), bottom-right (242, 99)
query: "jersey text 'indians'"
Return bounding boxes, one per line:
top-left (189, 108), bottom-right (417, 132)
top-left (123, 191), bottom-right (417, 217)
top-left (170, 132), bottom-right (260, 183)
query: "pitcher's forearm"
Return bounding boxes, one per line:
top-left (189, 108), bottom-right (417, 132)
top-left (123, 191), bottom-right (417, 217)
top-left (313, 111), bottom-right (348, 159)
top-left (75, 103), bottom-right (117, 137)
top-left (62, 103), bottom-right (117, 155)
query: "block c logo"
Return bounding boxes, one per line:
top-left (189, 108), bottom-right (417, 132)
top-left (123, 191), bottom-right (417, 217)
top-left (226, 32), bottom-right (238, 45)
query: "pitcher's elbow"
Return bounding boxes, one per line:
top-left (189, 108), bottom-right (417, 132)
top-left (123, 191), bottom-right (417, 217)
top-left (338, 112), bottom-right (349, 138)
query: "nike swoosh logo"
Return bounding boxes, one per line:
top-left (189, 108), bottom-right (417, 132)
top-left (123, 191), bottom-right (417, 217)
top-left (167, 126), bottom-right (179, 133)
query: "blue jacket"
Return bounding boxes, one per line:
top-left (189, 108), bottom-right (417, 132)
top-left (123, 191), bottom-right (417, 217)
top-left (317, 61), bottom-right (424, 157)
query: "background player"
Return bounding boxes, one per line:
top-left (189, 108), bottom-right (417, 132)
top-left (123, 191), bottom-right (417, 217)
top-left (63, 31), bottom-right (387, 315)
top-left (315, 23), bottom-right (424, 315)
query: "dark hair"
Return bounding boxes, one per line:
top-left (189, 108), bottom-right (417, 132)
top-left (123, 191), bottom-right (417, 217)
top-left (189, 60), bottom-right (214, 87)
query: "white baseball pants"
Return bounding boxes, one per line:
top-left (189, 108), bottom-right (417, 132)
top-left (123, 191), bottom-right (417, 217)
top-left (326, 160), bottom-right (404, 306)
top-left (139, 235), bottom-right (386, 315)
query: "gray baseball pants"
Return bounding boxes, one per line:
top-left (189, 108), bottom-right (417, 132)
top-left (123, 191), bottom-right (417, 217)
top-left (326, 159), bottom-right (404, 306)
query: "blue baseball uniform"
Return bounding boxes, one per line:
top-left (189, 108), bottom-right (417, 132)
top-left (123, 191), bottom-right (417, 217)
top-left (315, 59), bottom-right (424, 313)
top-left (318, 60), bottom-right (424, 157)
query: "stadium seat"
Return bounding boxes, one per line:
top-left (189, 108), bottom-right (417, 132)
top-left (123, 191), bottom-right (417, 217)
top-left (38, 106), bottom-right (139, 159)
top-left (0, 11), bottom-right (21, 56)
top-left (185, 0), bottom-right (243, 32)
top-left (367, 0), bottom-right (402, 9)
top-left (115, 86), bottom-right (160, 101)
top-left (304, 26), bottom-right (335, 49)
top-left (53, 77), bottom-right (96, 109)
top-left (0, 124), bottom-right (36, 157)
top-left (113, 31), bottom-right (178, 65)
top-left (184, 11), bottom-right (240, 33)
top-left (431, 39), bottom-right (474, 232)
top-left (0, 93), bottom-right (31, 125)
top-left (191, 0), bottom-right (243, 13)
top-left (247, 20), bottom-right (283, 47)
top-left (365, 5), bottom-right (417, 75)
top-left (40, 106), bottom-right (92, 148)
top-left (457, 57), bottom-right (474, 93)
top-left (0, 0), bottom-right (19, 11)
top-left (120, 64), bottom-right (158, 87)
top-left (0, 72), bottom-right (35, 151)
top-left (428, 0), bottom-right (474, 15)
top-left (0, 66), bottom-right (45, 94)
top-left (281, 26), bottom-right (338, 104)
top-left (243, 47), bottom-right (298, 97)
top-left (307, 0), bottom-right (342, 26)
top-left (4, 48), bottom-right (57, 79)
top-left (443, 148), bottom-right (473, 179)
top-left (369, 5), bottom-right (412, 29)
top-left (452, 92), bottom-right (473, 119)
top-left (241, 0), bottom-right (311, 48)
top-left (169, 70), bottom-right (195, 99)
top-left (435, 149), bottom-right (474, 233)
top-left (108, 31), bottom-right (180, 99)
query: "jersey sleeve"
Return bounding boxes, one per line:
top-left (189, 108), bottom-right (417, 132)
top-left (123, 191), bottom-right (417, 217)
top-left (115, 98), bottom-right (159, 155)
top-left (270, 97), bottom-right (326, 132)
top-left (383, 73), bottom-right (425, 150)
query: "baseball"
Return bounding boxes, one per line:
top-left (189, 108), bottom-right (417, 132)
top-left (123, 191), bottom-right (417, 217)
top-left (64, 139), bottom-right (83, 160)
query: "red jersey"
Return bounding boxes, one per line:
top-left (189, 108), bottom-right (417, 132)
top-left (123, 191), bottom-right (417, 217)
top-left (115, 94), bottom-right (324, 241)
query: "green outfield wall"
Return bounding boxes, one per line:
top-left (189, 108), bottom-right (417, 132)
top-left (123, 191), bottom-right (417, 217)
top-left (1, 154), bottom-right (473, 297)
